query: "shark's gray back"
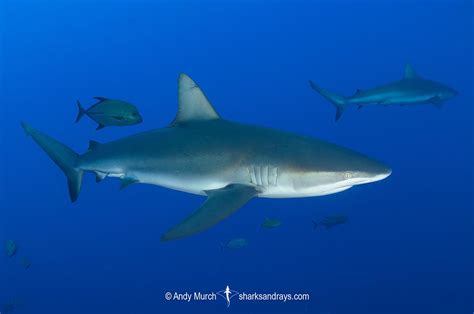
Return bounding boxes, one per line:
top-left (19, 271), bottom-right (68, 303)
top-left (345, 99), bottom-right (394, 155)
top-left (79, 119), bottom-right (372, 177)
top-left (346, 64), bottom-right (455, 105)
top-left (348, 78), bottom-right (445, 104)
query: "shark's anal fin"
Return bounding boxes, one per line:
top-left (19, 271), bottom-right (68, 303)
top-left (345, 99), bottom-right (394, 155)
top-left (161, 184), bottom-right (258, 241)
top-left (96, 124), bottom-right (106, 130)
top-left (171, 74), bottom-right (220, 126)
top-left (120, 176), bottom-right (139, 189)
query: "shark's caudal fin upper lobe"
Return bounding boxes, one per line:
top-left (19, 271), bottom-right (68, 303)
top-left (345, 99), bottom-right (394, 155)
top-left (309, 81), bottom-right (347, 121)
top-left (21, 122), bottom-right (83, 202)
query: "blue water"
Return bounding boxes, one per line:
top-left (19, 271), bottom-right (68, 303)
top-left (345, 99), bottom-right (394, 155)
top-left (1, 1), bottom-right (472, 313)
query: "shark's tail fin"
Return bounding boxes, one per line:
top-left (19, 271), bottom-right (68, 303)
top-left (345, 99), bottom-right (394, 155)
top-left (219, 242), bottom-right (226, 252)
top-left (21, 122), bottom-right (83, 202)
top-left (309, 81), bottom-right (348, 121)
top-left (312, 220), bottom-right (318, 229)
top-left (75, 100), bottom-right (86, 123)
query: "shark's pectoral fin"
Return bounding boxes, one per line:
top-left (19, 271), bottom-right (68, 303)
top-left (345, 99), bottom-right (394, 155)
top-left (161, 184), bottom-right (258, 241)
top-left (429, 96), bottom-right (444, 109)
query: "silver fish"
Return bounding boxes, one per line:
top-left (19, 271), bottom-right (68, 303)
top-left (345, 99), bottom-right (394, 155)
top-left (76, 97), bottom-right (142, 130)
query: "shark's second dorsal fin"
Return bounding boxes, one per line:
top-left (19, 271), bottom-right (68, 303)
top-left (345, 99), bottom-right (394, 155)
top-left (404, 64), bottom-right (419, 79)
top-left (354, 89), bottom-right (363, 96)
top-left (171, 74), bottom-right (220, 126)
top-left (88, 140), bottom-right (100, 151)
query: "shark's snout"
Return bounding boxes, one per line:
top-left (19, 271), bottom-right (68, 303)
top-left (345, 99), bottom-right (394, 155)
top-left (439, 85), bottom-right (458, 101)
top-left (447, 87), bottom-right (458, 99)
top-left (339, 153), bottom-right (392, 186)
top-left (353, 160), bottom-right (391, 184)
top-left (371, 165), bottom-right (392, 182)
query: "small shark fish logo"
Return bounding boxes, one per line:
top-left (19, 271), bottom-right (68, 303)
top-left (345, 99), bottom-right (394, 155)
top-left (216, 285), bottom-right (239, 307)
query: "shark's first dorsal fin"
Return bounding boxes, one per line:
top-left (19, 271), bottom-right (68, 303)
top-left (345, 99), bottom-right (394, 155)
top-left (404, 64), bottom-right (419, 79)
top-left (171, 74), bottom-right (220, 126)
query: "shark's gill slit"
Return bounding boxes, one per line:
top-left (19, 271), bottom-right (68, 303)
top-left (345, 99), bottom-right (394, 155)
top-left (256, 165), bottom-right (262, 186)
top-left (274, 167), bottom-right (279, 186)
top-left (250, 166), bottom-right (257, 185)
top-left (263, 165), bottom-right (269, 186)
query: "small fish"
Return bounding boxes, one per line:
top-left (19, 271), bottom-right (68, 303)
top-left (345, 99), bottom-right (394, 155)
top-left (220, 238), bottom-right (248, 251)
top-left (261, 217), bottom-right (282, 229)
top-left (75, 97), bottom-right (143, 130)
top-left (1, 299), bottom-right (22, 313)
top-left (1, 303), bottom-right (16, 313)
top-left (20, 257), bottom-right (31, 269)
top-left (5, 240), bottom-right (17, 258)
top-left (313, 214), bottom-right (348, 229)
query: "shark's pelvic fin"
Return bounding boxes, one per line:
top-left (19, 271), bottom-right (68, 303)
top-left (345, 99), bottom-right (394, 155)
top-left (171, 73), bottom-right (220, 126)
top-left (161, 184), bottom-right (258, 241)
top-left (95, 172), bottom-right (107, 183)
top-left (404, 64), bottom-right (419, 79)
top-left (21, 122), bottom-right (83, 202)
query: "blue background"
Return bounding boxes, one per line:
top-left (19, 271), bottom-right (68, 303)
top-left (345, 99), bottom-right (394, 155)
top-left (0, 0), bottom-right (472, 313)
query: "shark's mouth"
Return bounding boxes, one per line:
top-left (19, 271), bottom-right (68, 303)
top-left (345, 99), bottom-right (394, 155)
top-left (323, 185), bottom-right (353, 194)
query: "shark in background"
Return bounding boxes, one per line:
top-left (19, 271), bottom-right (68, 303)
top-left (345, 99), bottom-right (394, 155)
top-left (310, 64), bottom-right (458, 121)
top-left (22, 74), bottom-right (391, 241)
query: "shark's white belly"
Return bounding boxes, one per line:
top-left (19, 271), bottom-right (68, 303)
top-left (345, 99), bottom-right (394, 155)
top-left (128, 166), bottom-right (354, 199)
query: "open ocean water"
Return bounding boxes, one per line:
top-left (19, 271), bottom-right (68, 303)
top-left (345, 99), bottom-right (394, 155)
top-left (0, 1), bottom-right (472, 313)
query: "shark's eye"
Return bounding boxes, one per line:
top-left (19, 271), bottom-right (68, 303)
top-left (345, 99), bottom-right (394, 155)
top-left (344, 172), bottom-right (352, 179)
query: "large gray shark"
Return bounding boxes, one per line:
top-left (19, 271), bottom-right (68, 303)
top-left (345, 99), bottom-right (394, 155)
top-left (22, 74), bottom-right (391, 241)
top-left (310, 64), bottom-right (458, 121)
